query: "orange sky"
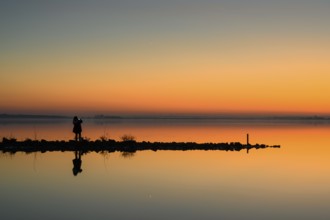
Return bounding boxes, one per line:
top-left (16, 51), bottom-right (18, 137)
top-left (1, 1), bottom-right (330, 115)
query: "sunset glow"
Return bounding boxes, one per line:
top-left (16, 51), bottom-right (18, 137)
top-left (1, 1), bottom-right (330, 115)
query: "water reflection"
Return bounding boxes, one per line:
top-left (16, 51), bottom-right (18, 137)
top-left (121, 151), bottom-right (136, 158)
top-left (72, 150), bottom-right (83, 176)
top-left (1, 125), bottom-right (330, 220)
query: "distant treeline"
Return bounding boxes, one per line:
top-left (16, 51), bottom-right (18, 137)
top-left (0, 114), bottom-right (69, 119)
top-left (1, 113), bottom-right (330, 121)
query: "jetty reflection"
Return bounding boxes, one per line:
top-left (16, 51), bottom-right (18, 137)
top-left (121, 151), bottom-right (136, 158)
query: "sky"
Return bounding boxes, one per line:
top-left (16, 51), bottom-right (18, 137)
top-left (1, 0), bottom-right (330, 116)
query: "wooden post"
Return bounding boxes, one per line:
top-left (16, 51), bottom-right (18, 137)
top-left (246, 133), bottom-right (250, 154)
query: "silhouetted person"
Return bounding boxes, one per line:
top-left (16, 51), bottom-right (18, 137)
top-left (72, 150), bottom-right (83, 176)
top-left (72, 116), bottom-right (83, 141)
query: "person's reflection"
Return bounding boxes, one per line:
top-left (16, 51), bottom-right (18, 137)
top-left (72, 151), bottom-right (83, 176)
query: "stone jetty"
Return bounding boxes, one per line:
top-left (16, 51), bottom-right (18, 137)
top-left (0, 137), bottom-right (280, 154)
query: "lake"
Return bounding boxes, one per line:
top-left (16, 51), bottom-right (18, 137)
top-left (1, 118), bottom-right (330, 220)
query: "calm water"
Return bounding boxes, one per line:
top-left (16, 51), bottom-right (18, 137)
top-left (1, 119), bottom-right (330, 220)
